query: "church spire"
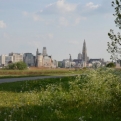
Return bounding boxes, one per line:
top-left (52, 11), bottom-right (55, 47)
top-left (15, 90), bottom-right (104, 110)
top-left (82, 40), bottom-right (87, 62)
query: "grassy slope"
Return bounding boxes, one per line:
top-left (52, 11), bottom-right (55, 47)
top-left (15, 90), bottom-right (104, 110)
top-left (0, 68), bottom-right (121, 121)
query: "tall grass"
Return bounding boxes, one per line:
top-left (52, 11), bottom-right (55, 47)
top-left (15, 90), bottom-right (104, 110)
top-left (0, 69), bottom-right (83, 78)
top-left (0, 68), bottom-right (121, 121)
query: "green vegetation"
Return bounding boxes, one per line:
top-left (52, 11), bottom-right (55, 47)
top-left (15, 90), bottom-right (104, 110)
top-left (0, 69), bottom-right (83, 79)
top-left (7, 61), bottom-right (27, 70)
top-left (106, 62), bottom-right (116, 68)
top-left (107, 0), bottom-right (121, 61)
top-left (0, 68), bottom-right (121, 121)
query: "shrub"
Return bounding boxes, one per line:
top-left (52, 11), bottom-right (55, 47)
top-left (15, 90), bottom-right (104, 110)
top-left (106, 62), bottom-right (116, 68)
top-left (8, 61), bottom-right (27, 70)
top-left (82, 67), bottom-right (87, 70)
top-left (0, 68), bottom-right (121, 120)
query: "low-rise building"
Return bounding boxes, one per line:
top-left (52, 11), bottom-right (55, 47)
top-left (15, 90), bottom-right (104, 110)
top-left (73, 59), bottom-right (83, 68)
top-left (43, 56), bottom-right (52, 67)
top-left (0, 55), bottom-right (13, 66)
top-left (62, 59), bottom-right (76, 68)
top-left (9, 53), bottom-right (23, 63)
top-left (52, 60), bottom-right (58, 68)
top-left (58, 61), bottom-right (63, 68)
top-left (88, 59), bottom-right (105, 67)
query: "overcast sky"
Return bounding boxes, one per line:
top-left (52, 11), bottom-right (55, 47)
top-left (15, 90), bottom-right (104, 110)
top-left (0, 0), bottom-right (119, 61)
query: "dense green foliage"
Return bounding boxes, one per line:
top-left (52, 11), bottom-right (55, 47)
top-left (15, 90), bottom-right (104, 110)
top-left (106, 62), bottom-right (116, 67)
top-left (7, 61), bottom-right (27, 70)
top-left (107, 0), bottom-right (121, 61)
top-left (0, 68), bottom-right (121, 121)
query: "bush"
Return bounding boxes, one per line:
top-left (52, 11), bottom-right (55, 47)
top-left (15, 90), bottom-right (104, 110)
top-left (0, 68), bottom-right (121, 120)
top-left (82, 67), bottom-right (87, 70)
top-left (8, 61), bottom-right (27, 70)
top-left (106, 62), bottom-right (116, 68)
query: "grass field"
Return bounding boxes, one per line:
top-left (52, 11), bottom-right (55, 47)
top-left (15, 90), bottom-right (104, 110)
top-left (0, 68), bottom-right (83, 78)
top-left (0, 68), bottom-right (121, 121)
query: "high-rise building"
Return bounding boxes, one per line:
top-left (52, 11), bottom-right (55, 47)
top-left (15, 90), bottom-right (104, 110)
top-left (36, 47), bottom-right (58, 68)
top-left (69, 54), bottom-right (72, 62)
top-left (23, 53), bottom-right (35, 67)
top-left (42, 47), bottom-right (47, 56)
top-left (36, 48), bottom-right (39, 56)
top-left (37, 54), bottom-right (43, 67)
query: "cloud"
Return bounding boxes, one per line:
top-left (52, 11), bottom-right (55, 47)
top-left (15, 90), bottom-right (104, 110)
top-left (56, 0), bottom-right (77, 13)
top-left (39, 1), bottom-right (101, 16)
top-left (38, 0), bottom-right (78, 15)
top-left (22, 11), bottom-right (44, 22)
top-left (22, 1), bottom-right (110, 26)
top-left (23, 0), bottom-right (111, 20)
top-left (0, 20), bottom-right (6, 28)
top-left (86, 2), bottom-right (99, 9)
top-left (76, 2), bottom-right (101, 16)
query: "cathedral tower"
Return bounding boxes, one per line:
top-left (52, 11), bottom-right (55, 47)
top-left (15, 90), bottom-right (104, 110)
top-left (82, 40), bottom-right (87, 63)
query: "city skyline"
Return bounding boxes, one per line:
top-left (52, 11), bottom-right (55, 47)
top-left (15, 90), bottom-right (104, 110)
top-left (0, 0), bottom-right (118, 61)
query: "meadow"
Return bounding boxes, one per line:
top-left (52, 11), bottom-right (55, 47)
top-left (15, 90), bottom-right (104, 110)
top-left (0, 68), bottom-right (82, 78)
top-left (0, 68), bottom-right (121, 121)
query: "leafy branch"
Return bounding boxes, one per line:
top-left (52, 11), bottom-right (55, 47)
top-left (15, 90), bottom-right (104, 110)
top-left (107, 0), bottom-right (121, 61)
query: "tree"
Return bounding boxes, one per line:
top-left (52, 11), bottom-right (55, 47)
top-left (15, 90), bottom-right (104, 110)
top-left (8, 61), bottom-right (27, 70)
top-left (8, 63), bottom-right (17, 70)
top-left (16, 61), bottom-right (27, 70)
top-left (107, 0), bottom-right (121, 61)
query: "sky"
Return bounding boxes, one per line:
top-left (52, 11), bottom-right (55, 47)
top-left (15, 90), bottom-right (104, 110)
top-left (0, 0), bottom-right (119, 61)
